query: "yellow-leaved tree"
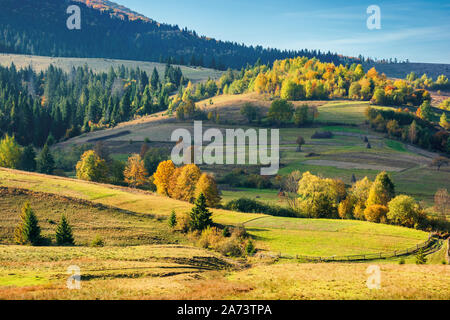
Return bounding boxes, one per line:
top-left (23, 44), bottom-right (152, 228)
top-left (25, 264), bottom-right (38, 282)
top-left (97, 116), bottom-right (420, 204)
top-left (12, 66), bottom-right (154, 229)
top-left (124, 154), bottom-right (148, 188)
top-left (153, 160), bottom-right (175, 196)
top-left (167, 166), bottom-right (183, 198)
top-left (195, 173), bottom-right (221, 208)
top-left (76, 150), bottom-right (108, 182)
top-left (174, 164), bottom-right (201, 202)
top-left (0, 134), bottom-right (22, 169)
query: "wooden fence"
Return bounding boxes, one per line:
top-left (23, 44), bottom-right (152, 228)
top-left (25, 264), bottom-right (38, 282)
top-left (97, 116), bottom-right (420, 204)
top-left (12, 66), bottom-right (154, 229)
top-left (278, 234), bottom-right (436, 262)
top-left (446, 238), bottom-right (450, 265)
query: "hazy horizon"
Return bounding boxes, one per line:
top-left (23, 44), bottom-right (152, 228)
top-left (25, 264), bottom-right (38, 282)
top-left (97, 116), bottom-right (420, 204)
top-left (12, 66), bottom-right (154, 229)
top-left (119, 0), bottom-right (450, 64)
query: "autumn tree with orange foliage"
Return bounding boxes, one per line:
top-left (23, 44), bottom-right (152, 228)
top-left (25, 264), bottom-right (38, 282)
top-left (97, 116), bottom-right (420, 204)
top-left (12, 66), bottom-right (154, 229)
top-left (195, 173), bottom-right (222, 208)
top-left (153, 160), bottom-right (175, 196)
top-left (173, 164), bottom-right (202, 202)
top-left (124, 154), bottom-right (148, 188)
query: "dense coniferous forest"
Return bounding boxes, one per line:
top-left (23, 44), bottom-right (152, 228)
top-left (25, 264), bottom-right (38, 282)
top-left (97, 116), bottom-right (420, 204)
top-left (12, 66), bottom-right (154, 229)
top-left (0, 62), bottom-right (185, 147)
top-left (0, 0), bottom-right (376, 70)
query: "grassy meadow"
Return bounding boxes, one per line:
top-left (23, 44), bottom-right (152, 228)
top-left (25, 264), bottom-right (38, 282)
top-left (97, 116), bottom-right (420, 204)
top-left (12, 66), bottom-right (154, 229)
top-left (0, 53), bottom-right (223, 83)
top-left (1, 95), bottom-right (449, 300)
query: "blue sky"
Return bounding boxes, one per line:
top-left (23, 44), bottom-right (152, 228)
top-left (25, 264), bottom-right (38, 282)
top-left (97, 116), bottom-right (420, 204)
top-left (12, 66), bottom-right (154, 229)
top-left (119, 0), bottom-right (450, 63)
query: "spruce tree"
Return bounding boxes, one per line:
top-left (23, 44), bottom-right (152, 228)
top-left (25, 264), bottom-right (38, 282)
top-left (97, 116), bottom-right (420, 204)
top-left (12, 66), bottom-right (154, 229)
top-left (36, 144), bottom-right (55, 174)
top-left (20, 145), bottom-right (37, 172)
top-left (189, 193), bottom-right (213, 231)
top-left (55, 215), bottom-right (75, 246)
top-left (14, 202), bottom-right (41, 245)
top-left (245, 239), bottom-right (256, 256)
top-left (168, 210), bottom-right (177, 228)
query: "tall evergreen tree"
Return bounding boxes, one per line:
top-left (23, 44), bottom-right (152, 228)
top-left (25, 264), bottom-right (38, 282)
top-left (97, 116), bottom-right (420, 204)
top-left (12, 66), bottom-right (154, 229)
top-left (150, 67), bottom-right (160, 90)
top-left (20, 145), bottom-right (36, 172)
top-left (189, 193), bottom-right (213, 231)
top-left (14, 202), bottom-right (41, 245)
top-left (55, 215), bottom-right (75, 246)
top-left (36, 144), bottom-right (55, 174)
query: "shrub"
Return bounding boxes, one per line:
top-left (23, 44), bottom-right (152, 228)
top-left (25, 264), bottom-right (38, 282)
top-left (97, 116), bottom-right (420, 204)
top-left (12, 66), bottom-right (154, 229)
top-left (197, 226), bottom-right (222, 249)
top-left (399, 258), bottom-right (405, 265)
top-left (364, 205), bottom-right (388, 223)
top-left (174, 213), bottom-right (191, 233)
top-left (232, 225), bottom-right (248, 238)
top-left (222, 226), bottom-right (231, 237)
top-left (91, 235), bottom-right (105, 247)
top-left (224, 198), bottom-right (297, 217)
top-left (220, 169), bottom-right (273, 189)
top-left (311, 131), bottom-right (333, 139)
top-left (216, 238), bottom-right (243, 257)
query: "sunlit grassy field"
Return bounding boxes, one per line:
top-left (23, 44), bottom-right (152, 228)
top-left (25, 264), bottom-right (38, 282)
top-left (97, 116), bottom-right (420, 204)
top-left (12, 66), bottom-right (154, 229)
top-left (0, 168), bottom-right (430, 257)
top-left (226, 263), bottom-right (450, 300)
top-left (0, 169), bottom-right (447, 300)
top-left (0, 53), bottom-right (223, 83)
top-left (245, 216), bottom-right (427, 256)
top-left (1, 244), bottom-right (447, 300)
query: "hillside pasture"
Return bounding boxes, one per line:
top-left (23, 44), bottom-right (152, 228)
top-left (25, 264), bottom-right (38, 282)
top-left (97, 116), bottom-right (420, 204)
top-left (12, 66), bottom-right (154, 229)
top-left (0, 53), bottom-right (223, 83)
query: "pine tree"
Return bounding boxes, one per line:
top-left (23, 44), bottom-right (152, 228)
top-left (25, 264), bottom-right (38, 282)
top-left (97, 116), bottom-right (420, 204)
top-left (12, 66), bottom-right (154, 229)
top-left (168, 210), bottom-right (177, 228)
top-left (20, 145), bottom-right (37, 172)
top-left (245, 239), bottom-right (256, 256)
top-left (14, 202), bottom-right (41, 245)
top-left (56, 215), bottom-right (75, 246)
top-left (36, 144), bottom-right (55, 174)
top-left (189, 193), bottom-right (213, 231)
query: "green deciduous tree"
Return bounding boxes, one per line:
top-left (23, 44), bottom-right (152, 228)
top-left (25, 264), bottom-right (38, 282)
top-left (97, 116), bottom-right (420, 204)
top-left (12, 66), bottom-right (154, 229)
top-left (267, 99), bottom-right (294, 125)
top-left (280, 80), bottom-right (304, 100)
top-left (387, 195), bottom-right (424, 228)
top-left (76, 150), bottom-right (109, 182)
top-left (293, 105), bottom-right (310, 126)
top-left (366, 172), bottom-right (395, 207)
top-left (0, 134), bottom-right (22, 169)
